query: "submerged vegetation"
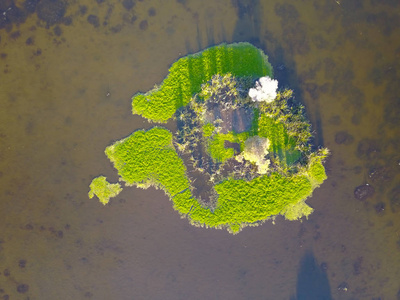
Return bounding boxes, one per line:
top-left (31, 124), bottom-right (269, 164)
top-left (89, 42), bottom-right (329, 234)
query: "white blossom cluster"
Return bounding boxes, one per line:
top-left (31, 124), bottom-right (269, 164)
top-left (248, 76), bottom-right (278, 103)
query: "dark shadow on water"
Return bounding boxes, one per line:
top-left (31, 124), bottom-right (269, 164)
top-left (291, 250), bottom-right (332, 300)
top-left (231, 0), bottom-right (262, 47)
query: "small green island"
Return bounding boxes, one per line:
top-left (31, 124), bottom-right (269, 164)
top-left (89, 42), bottom-right (329, 234)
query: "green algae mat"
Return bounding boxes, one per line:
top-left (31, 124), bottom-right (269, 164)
top-left (89, 42), bottom-right (329, 234)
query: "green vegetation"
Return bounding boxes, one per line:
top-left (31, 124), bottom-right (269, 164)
top-left (279, 200), bottom-right (314, 221)
top-left (189, 173), bottom-right (314, 233)
top-left (258, 114), bottom-right (301, 167)
top-left (208, 131), bottom-right (248, 163)
top-left (105, 127), bottom-right (190, 197)
top-left (89, 43), bottom-right (329, 234)
top-left (88, 176), bottom-right (122, 205)
top-left (259, 89), bottom-right (312, 153)
top-left (131, 43), bottom-right (272, 122)
top-left (306, 149), bottom-right (329, 187)
top-left (202, 123), bottom-right (215, 137)
top-left (199, 73), bottom-right (238, 102)
top-left (95, 127), bottom-right (319, 233)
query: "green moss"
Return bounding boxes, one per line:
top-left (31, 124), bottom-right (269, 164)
top-left (208, 131), bottom-right (248, 163)
top-left (202, 123), bottom-right (215, 137)
top-left (280, 200), bottom-right (314, 221)
top-left (189, 173), bottom-right (313, 233)
top-left (88, 176), bottom-right (122, 205)
top-left (250, 108), bottom-right (260, 136)
top-left (105, 127), bottom-right (190, 197)
top-left (307, 156), bottom-right (328, 187)
top-left (132, 42), bottom-right (273, 122)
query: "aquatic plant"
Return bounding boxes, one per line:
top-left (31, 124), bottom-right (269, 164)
top-left (89, 42), bottom-right (329, 234)
top-left (88, 176), bottom-right (122, 205)
top-left (104, 127), bottom-right (190, 196)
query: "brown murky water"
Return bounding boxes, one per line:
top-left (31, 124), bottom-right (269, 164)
top-left (0, 0), bottom-right (399, 299)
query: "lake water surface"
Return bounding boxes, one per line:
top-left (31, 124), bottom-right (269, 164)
top-left (0, 0), bottom-right (399, 299)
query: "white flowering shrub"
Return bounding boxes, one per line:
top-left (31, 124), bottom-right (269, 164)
top-left (248, 76), bottom-right (278, 103)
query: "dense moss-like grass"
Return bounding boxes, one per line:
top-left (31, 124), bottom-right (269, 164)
top-left (279, 200), bottom-right (314, 221)
top-left (132, 42), bottom-right (272, 122)
top-left (189, 173), bottom-right (313, 232)
top-left (202, 123), bottom-right (215, 137)
top-left (105, 127), bottom-right (190, 197)
top-left (208, 131), bottom-right (248, 163)
top-left (88, 176), bottom-right (122, 205)
top-left (307, 155), bottom-right (328, 188)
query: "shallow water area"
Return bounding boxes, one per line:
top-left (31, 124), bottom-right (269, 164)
top-left (0, 0), bottom-right (399, 299)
